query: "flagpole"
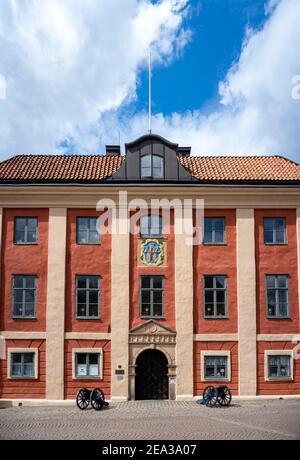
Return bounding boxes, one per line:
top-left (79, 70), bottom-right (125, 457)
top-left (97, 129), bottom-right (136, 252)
top-left (148, 49), bottom-right (152, 134)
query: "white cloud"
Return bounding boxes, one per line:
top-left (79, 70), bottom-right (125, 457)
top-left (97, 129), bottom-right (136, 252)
top-left (0, 0), bottom-right (190, 158)
top-left (97, 0), bottom-right (300, 162)
top-left (1, 0), bottom-right (300, 162)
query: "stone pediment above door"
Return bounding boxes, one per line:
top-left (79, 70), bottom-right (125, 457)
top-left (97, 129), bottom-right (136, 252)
top-left (129, 320), bottom-right (176, 344)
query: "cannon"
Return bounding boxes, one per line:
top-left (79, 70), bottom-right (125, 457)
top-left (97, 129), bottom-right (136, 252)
top-left (202, 385), bottom-right (232, 407)
top-left (76, 387), bottom-right (109, 411)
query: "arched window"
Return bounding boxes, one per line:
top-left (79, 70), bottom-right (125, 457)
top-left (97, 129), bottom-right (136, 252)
top-left (141, 154), bottom-right (163, 179)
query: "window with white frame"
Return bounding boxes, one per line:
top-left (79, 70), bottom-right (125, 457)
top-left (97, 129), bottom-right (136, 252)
top-left (140, 275), bottom-right (164, 318)
top-left (264, 218), bottom-right (286, 244)
top-left (75, 353), bottom-right (100, 378)
top-left (14, 217), bottom-right (38, 244)
top-left (10, 352), bottom-right (35, 378)
top-left (204, 356), bottom-right (228, 380)
top-left (12, 275), bottom-right (37, 318)
top-left (203, 218), bottom-right (225, 244)
top-left (140, 215), bottom-right (163, 237)
top-left (203, 275), bottom-right (227, 318)
top-left (266, 275), bottom-right (289, 318)
top-left (77, 217), bottom-right (100, 244)
top-left (267, 355), bottom-right (291, 380)
top-left (76, 276), bottom-right (100, 318)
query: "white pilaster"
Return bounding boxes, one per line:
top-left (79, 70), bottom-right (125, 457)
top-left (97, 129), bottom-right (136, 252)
top-left (237, 208), bottom-right (257, 396)
top-left (175, 208), bottom-right (194, 400)
top-left (111, 207), bottom-right (129, 401)
top-left (46, 208), bottom-right (67, 400)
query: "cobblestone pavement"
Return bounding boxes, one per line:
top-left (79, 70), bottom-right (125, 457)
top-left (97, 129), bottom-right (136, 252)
top-left (0, 399), bottom-right (300, 440)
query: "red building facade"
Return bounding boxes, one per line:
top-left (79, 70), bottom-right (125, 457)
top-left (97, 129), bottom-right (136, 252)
top-left (0, 134), bottom-right (300, 402)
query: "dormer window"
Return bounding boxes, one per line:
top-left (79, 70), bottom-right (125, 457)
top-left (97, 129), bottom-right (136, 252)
top-left (141, 154), bottom-right (164, 179)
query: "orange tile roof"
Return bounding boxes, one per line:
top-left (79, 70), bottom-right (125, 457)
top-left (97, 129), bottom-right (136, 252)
top-left (0, 154), bottom-right (123, 182)
top-left (179, 155), bottom-right (300, 182)
top-left (0, 154), bottom-right (299, 184)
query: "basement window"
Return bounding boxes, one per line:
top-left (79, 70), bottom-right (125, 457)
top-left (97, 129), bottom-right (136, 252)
top-left (75, 353), bottom-right (100, 378)
top-left (268, 355), bottom-right (291, 380)
top-left (10, 352), bottom-right (35, 378)
top-left (204, 356), bottom-right (228, 380)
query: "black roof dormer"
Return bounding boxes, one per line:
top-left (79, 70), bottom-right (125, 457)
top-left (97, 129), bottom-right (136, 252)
top-left (110, 134), bottom-right (193, 183)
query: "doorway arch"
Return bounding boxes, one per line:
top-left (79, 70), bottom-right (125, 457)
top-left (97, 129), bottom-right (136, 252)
top-left (135, 349), bottom-right (169, 400)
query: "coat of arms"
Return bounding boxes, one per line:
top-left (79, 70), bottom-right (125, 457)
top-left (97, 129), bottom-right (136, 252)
top-left (141, 239), bottom-right (164, 266)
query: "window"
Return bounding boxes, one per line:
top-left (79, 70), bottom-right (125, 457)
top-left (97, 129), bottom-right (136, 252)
top-left (203, 218), bottom-right (225, 244)
top-left (204, 356), bottom-right (228, 380)
top-left (266, 275), bottom-right (289, 318)
top-left (203, 275), bottom-right (227, 318)
top-left (264, 218), bottom-right (286, 244)
top-left (12, 275), bottom-right (36, 318)
top-left (140, 276), bottom-right (164, 318)
top-left (140, 215), bottom-right (163, 237)
top-left (141, 154), bottom-right (164, 179)
top-left (268, 355), bottom-right (291, 380)
top-left (76, 276), bottom-right (100, 318)
top-left (14, 217), bottom-right (38, 244)
top-left (77, 217), bottom-right (100, 244)
top-left (75, 353), bottom-right (100, 378)
top-left (10, 352), bottom-right (35, 378)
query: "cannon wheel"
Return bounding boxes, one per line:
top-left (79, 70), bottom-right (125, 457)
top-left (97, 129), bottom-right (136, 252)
top-left (202, 385), bottom-right (218, 407)
top-left (217, 385), bottom-right (232, 406)
top-left (91, 388), bottom-right (105, 411)
top-left (76, 388), bottom-right (90, 410)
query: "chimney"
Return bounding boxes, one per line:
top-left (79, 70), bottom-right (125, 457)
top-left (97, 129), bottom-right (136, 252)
top-left (178, 146), bottom-right (191, 157)
top-left (105, 145), bottom-right (121, 156)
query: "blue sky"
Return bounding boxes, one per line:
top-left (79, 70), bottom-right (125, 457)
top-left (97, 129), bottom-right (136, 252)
top-left (137, 0), bottom-right (267, 115)
top-left (0, 0), bottom-right (299, 160)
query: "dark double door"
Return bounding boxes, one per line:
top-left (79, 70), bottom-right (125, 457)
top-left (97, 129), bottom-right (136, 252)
top-left (135, 349), bottom-right (169, 400)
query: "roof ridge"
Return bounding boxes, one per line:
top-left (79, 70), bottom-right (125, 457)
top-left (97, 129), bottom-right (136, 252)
top-left (186, 154), bottom-right (295, 159)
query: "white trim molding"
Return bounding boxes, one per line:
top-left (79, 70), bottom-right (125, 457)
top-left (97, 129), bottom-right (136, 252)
top-left (194, 334), bottom-right (238, 342)
top-left (1, 332), bottom-right (46, 340)
top-left (72, 348), bottom-right (103, 380)
top-left (200, 350), bottom-right (231, 382)
top-left (264, 349), bottom-right (294, 382)
top-left (65, 333), bottom-right (111, 340)
top-left (258, 334), bottom-right (300, 342)
top-left (7, 347), bottom-right (39, 380)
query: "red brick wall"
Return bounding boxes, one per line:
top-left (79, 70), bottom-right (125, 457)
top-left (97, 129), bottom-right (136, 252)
top-left (65, 209), bottom-right (111, 333)
top-left (0, 209), bottom-right (48, 332)
top-left (193, 209), bottom-right (237, 334)
top-left (255, 209), bottom-right (299, 334)
top-left (193, 341), bottom-right (239, 396)
top-left (129, 210), bottom-right (175, 330)
top-left (0, 339), bottom-right (46, 399)
top-left (257, 341), bottom-right (300, 395)
top-left (64, 339), bottom-right (111, 400)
